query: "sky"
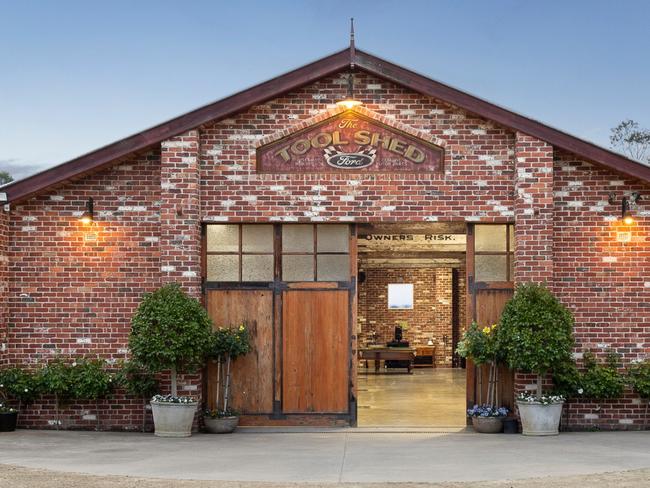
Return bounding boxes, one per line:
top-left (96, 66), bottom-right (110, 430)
top-left (1, 0), bottom-right (649, 180)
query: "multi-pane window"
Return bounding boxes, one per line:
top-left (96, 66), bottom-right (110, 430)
top-left (205, 224), bottom-right (350, 282)
top-left (282, 224), bottom-right (349, 282)
top-left (474, 224), bottom-right (515, 282)
top-left (206, 224), bottom-right (274, 281)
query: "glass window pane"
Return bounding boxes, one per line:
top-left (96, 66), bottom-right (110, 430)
top-left (388, 284), bottom-right (414, 309)
top-left (242, 225), bottom-right (274, 253)
top-left (509, 254), bottom-right (514, 281)
top-left (242, 255), bottom-right (274, 281)
top-left (475, 254), bottom-right (507, 282)
top-left (282, 225), bottom-right (314, 253)
top-left (475, 225), bottom-right (507, 252)
top-left (207, 254), bottom-right (239, 281)
top-left (207, 225), bottom-right (239, 252)
top-left (317, 225), bottom-right (349, 253)
top-left (509, 225), bottom-right (515, 252)
top-left (316, 254), bottom-right (349, 281)
top-left (282, 255), bottom-right (314, 281)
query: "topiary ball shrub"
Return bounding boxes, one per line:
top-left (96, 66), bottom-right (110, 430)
top-left (129, 283), bottom-right (213, 397)
top-left (497, 283), bottom-right (575, 398)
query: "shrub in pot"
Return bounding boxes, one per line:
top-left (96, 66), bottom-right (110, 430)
top-left (0, 367), bottom-right (40, 431)
top-left (129, 283), bottom-right (212, 437)
top-left (204, 325), bottom-right (251, 434)
top-left (496, 283), bottom-right (574, 436)
top-left (116, 360), bottom-right (159, 432)
top-left (457, 322), bottom-right (509, 432)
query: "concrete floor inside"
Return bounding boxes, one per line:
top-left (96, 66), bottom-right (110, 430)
top-left (357, 367), bottom-right (467, 427)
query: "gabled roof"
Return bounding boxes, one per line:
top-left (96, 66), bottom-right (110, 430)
top-left (3, 47), bottom-right (649, 203)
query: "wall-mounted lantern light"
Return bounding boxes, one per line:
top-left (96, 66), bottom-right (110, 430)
top-left (336, 18), bottom-right (363, 110)
top-left (79, 197), bottom-right (94, 224)
top-left (609, 192), bottom-right (641, 225)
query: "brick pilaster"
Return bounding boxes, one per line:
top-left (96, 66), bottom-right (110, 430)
top-left (514, 132), bottom-right (554, 285)
top-left (0, 207), bottom-right (9, 366)
top-left (160, 130), bottom-right (202, 298)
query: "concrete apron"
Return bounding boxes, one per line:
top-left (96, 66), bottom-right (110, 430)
top-left (0, 430), bottom-right (648, 483)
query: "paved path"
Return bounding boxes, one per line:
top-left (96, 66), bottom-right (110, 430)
top-left (0, 429), bottom-right (649, 483)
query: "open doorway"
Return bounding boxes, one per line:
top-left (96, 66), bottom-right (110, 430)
top-left (356, 223), bottom-right (468, 427)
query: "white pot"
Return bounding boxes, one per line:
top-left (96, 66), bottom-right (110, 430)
top-left (517, 401), bottom-right (563, 436)
top-left (151, 401), bottom-right (197, 437)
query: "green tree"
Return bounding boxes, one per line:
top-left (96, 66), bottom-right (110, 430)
top-left (610, 119), bottom-right (650, 164)
top-left (0, 170), bottom-right (13, 185)
top-left (496, 283), bottom-right (575, 398)
top-left (128, 283), bottom-right (212, 397)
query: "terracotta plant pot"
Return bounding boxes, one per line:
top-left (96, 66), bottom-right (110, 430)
top-left (517, 401), bottom-right (563, 436)
top-left (151, 401), bottom-right (197, 437)
top-left (471, 416), bottom-right (504, 433)
top-left (0, 411), bottom-right (18, 432)
top-left (204, 415), bottom-right (239, 434)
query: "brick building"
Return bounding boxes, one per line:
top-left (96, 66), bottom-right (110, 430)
top-left (0, 44), bottom-right (648, 431)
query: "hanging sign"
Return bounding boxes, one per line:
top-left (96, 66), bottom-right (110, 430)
top-left (257, 112), bottom-right (443, 173)
top-left (358, 234), bottom-right (467, 252)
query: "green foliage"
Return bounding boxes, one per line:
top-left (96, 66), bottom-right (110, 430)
top-left (456, 322), bottom-right (500, 365)
top-left (627, 360), bottom-right (650, 399)
top-left (551, 360), bottom-right (582, 398)
top-left (0, 170), bottom-right (13, 185)
top-left (0, 367), bottom-right (41, 406)
top-left (580, 351), bottom-right (625, 400)
top-left (553, 350), bottom-right (626, 400)
top-left (209, 325), bottom-right (251, 361)
top-left (496, 283), bottom-right (574, 377)
top-left (38, 358), bottom-right (75, 401)
top-left (70, 358), bottom-right (114, 401)
top-left (129, 283), bottom-right (213, 374)
top-left (116, 360), bottom-right (159, 399)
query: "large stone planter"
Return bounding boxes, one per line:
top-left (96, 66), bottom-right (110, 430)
top-left (471, 416), bottom-right (504, 433)
top-left (517, 401), bottom-right (563, 436)
top-left (204, 415), bottom-right (239, 434)
top-left (151, 401), bottom-right (197, 437)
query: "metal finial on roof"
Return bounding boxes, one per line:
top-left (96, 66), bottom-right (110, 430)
top-left (349, 18), bottom-right (356, 67)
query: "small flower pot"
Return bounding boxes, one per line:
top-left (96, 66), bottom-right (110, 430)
top-left (517, 401), bottom-right (563, 436)
top-left (0, 411), bottom-right (18, 432)
top-left (204, 415), bottom-right (239, 434)
top-left (151, 401), bottom-right (197, 437)
top-left (471, 416), bottom-right (503, 433)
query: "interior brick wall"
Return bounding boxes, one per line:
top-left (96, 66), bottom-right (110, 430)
top-left (358, 267), bottom-right (454, 366)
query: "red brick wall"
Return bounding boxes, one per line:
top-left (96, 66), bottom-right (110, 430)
top-left (358, 267), bottom-right (454, 366)
top-left (551, 151), bottom-right (649, 430)
top-left (0, 207), bottom-right (9, 366)
top-left (5, 152), bottom-right (164, 429)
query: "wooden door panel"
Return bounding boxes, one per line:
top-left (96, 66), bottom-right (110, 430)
top-left (282, 290), bottom-right (349, 413)
top-left (472, 288), bottom-right (515, 409)
top-left (206, 290), bottom-right (274, 414)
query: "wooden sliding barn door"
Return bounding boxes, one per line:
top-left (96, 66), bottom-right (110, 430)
top-left (466, 224), bottom-right (515, 412)
top-left (282, 289), bottom-right (350, 413)
top-left (206, 290), bottom-right (274, 414)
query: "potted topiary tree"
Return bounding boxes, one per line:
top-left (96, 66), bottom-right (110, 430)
top-left (204, 325), bottom-right (251, 433)
top-left (457, 322), bottom-right (509, 433)
top-left (129, 283), bottom-right (212, 437)
top-left (497, 283), bottom-right (574, 436)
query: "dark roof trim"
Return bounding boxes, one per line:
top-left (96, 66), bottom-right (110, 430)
top-left (4, 48), bottom-right (649, 202)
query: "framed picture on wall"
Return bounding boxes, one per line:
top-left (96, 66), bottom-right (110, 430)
top-left (387, 283), bottom-right (414, 309)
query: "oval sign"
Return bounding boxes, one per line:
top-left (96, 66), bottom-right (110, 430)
top-left (326, 153), bottom-right (374, 169)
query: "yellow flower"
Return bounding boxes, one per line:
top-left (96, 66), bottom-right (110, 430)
top-left (239, 325), bottom-right (245, 331)
top-left (482, 326), bottom-right (491, 334)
